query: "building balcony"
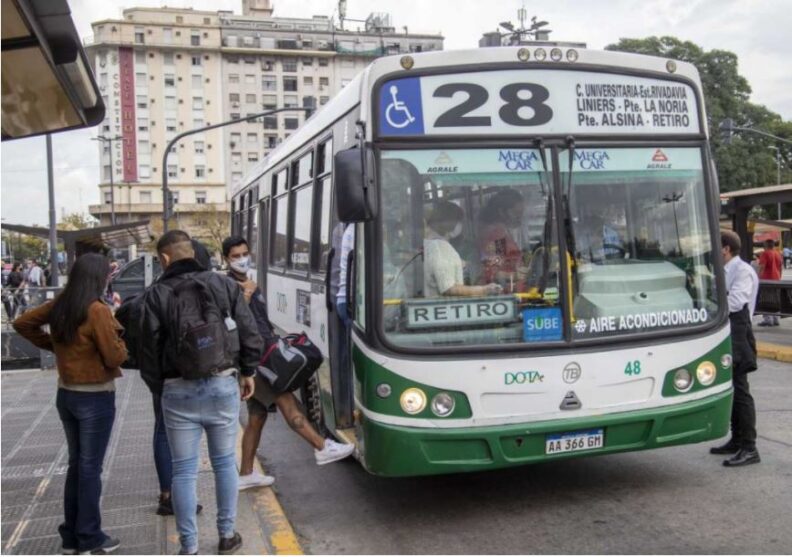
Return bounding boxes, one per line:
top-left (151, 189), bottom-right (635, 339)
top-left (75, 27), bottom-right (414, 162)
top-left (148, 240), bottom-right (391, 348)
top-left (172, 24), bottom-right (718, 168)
top-left (89, 201), bottom-right (228, 217)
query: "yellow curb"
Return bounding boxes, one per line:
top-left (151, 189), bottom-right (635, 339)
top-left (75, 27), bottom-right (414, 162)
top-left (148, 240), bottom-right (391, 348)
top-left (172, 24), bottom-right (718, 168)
top-left (757, 342), bottom-right (792, 363)
top-left (235, 425), bottom-right (304, 555)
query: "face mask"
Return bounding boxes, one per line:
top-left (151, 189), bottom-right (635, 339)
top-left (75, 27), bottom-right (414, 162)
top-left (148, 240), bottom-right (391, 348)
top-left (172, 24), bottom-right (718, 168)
top-left (230, 256), bottom-right (251, 274)
top-left (447, 222), bottom-right (463, 239)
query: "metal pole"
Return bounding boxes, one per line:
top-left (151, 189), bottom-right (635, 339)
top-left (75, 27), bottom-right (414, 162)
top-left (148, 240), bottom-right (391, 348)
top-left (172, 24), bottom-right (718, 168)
top-left (46, 135), bottom-right (59, 287)
top-left (109, 138), bottom-right (116, 226)
top-left (161, 107), bottom-right (312, 233)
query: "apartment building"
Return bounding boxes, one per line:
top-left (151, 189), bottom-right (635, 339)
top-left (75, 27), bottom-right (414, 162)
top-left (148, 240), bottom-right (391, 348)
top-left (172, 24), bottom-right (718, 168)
top-left (86, 0), bottom-right (443, 243)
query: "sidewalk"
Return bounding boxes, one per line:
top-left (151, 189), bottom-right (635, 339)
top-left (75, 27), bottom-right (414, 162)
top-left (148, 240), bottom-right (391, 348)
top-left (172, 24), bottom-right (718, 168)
top-left (754, 315), bottom-right (792, 362)
top-left (1, 369), bottom-right (301, 555)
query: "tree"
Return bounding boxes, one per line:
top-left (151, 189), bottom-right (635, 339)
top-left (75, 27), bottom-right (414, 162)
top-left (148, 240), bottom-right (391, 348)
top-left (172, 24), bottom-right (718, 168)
top-left (606, 36), bottom-right (791, 193)
top-left (191, 204), bottom-right (230, 257)
top-left (57, 212), bottom-right (98, 231)
top-left (1, 231), bottom-right (48, 262)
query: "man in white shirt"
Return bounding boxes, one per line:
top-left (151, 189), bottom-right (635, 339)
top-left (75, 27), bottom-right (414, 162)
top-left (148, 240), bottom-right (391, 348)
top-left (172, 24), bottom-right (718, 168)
top-left (710, 230), bottom-right (760, 467)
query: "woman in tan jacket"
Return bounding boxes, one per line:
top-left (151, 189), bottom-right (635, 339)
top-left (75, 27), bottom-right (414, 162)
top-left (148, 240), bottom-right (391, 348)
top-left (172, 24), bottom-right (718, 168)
top-left (14, 253), bottom-right (127, 555)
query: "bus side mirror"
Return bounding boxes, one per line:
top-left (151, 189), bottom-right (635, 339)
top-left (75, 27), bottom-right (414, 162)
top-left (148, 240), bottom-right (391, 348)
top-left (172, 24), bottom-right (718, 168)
top-left (334, 146), bottom-right (377, 223)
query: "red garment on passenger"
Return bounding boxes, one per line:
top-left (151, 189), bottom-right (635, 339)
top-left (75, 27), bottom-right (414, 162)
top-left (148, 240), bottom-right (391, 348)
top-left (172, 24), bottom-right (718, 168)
top-left (758, 249), bottom-right (782, 280)
top-left (478, 223), bottom-right (522, 289)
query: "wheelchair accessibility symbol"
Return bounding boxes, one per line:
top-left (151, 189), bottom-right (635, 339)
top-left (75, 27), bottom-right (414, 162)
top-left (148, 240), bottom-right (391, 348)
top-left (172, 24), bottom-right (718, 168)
top-left (385, 85), bottom-right (416, 129)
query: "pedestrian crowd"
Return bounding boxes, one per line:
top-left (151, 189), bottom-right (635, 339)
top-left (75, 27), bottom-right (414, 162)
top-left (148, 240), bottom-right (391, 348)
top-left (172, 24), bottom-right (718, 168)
top-left (12, 230), bottom-right (353, 555)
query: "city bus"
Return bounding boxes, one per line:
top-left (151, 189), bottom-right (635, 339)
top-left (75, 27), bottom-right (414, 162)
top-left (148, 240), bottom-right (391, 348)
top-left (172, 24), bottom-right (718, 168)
top-left (231, 46), bottom-right (731, 477)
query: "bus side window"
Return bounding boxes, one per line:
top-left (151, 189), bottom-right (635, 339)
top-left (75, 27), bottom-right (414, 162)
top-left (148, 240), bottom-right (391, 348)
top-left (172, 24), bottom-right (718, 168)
top-left (313, 138), bottom-right (333, 273)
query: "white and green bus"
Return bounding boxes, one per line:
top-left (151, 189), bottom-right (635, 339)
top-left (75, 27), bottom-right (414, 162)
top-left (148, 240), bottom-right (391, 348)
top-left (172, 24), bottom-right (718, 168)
top-left (231, 46), bottom-right (731, 477)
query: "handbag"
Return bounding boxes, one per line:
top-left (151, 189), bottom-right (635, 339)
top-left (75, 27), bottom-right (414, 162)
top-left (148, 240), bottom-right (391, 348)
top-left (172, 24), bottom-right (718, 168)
top-left (257, 332), bottom-right (323, 394)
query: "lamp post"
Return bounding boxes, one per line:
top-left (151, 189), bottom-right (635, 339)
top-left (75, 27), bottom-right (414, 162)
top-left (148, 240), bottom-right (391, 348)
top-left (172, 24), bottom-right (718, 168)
top-left (768, 146), bottom-right (782, 219)
top-left (161, 107), bottom-right (313, 233)
top-left (662, 191), bottom-right (684, 256)
top-left (92, 135), bottom-right (123, 225)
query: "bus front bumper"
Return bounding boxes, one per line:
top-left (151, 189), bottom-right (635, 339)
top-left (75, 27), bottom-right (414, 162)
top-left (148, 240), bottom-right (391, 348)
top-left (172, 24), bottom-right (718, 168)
top-left (359, 388), bottom-right (732, 477)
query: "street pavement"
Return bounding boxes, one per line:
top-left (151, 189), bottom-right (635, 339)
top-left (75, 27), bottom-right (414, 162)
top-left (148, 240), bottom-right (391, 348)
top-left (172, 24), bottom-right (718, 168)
top-left (258, 358), bottom-right (792, 554)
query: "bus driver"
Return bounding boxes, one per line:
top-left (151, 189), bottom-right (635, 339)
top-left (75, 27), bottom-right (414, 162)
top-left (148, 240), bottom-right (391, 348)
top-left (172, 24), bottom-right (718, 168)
top-left (424, 200), bottom-right (502, 298)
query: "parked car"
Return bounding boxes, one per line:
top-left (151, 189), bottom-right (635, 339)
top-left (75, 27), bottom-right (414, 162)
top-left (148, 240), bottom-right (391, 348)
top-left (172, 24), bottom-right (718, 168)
top-left (111, 255), bottom-right (162, 303)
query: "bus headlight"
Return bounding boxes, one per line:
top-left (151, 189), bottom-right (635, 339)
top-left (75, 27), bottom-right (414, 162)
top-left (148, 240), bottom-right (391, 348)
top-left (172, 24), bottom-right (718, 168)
top-left (400, 388), bottom-right (427, 414)
top-left (550, 48), bottom-right (563, 62)
top-left (566, 49), bottom-right (579, 62)
top-left (517, 48), bottom-right (530, 61)
top-left (534, 48), bottom-right (547, 61)
top-left (673, 368), bottom-right (693, 392)
top-left (376, 383), bottom-right (392, 398)
top-left (696, 361), bottom-right (717, 386)
top-left (431, 392), bottom-right (455, 417)
top-left (720, 354), bottom-right (732, 369)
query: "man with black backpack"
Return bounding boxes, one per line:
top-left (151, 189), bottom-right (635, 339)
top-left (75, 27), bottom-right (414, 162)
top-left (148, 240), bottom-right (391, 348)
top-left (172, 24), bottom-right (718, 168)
top-left (140, 230), bottom-right (263, 556)
top-left (222, 236), bottom-right (355, 491)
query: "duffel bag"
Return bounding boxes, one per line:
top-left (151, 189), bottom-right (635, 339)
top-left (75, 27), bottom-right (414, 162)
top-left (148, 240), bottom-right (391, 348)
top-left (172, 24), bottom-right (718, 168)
top-left (257, 332), bottom-right (323, 393)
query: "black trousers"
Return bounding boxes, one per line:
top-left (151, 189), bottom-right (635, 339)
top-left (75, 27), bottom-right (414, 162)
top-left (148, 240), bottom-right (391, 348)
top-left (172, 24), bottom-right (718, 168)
top-left (731, 372), bottom-right (757, 450)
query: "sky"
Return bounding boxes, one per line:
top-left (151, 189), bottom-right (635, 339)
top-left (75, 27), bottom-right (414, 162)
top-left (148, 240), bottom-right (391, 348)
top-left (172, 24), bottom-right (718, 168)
top-left (2, 0), bottom-right (791, 227)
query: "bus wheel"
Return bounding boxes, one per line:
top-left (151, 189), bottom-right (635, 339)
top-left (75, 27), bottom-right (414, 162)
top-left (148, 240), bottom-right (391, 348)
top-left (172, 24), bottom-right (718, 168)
top-left (301, 372), bottom-right (328, 437)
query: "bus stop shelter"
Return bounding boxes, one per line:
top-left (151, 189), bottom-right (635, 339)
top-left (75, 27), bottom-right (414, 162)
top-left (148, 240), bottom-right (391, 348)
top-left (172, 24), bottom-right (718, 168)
top-left (1, 220), bottom-right (152, 270)
top-left (720, 184), bottom-right (792, 261)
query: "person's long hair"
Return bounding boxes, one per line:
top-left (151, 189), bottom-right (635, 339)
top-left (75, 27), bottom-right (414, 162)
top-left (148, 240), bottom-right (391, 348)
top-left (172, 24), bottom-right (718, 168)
top-left (49, 253), bottom-right (110, 345)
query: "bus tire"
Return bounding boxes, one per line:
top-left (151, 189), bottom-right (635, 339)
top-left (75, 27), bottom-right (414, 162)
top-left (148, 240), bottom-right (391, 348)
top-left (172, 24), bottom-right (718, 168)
top-left (300, 372), bottom-right (328, 437)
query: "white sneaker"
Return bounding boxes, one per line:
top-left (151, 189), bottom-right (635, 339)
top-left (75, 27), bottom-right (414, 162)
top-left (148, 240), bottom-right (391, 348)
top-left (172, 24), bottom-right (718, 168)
top-left (314, 438), bottom-right (355, 465)
top-left (238, 471), bottom-right (275, 490)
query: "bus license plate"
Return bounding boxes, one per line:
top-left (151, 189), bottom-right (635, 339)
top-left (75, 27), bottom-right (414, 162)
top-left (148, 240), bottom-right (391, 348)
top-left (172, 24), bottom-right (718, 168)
top-left (545, 429), bottom-right (604, 455)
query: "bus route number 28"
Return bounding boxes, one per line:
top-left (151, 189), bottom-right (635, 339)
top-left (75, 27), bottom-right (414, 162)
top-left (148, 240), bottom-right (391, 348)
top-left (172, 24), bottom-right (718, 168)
top-left (433, 83), bottom-right (553, 128)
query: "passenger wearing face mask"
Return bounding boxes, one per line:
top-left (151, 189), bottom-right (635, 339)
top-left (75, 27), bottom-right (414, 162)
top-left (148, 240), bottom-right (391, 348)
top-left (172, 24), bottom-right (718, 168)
top-left (222, 236), bottom-right (355, 492)
top-left (478, 189), bottom-right (527, 293)
top-left (424, 200), bottom-right (502, 298)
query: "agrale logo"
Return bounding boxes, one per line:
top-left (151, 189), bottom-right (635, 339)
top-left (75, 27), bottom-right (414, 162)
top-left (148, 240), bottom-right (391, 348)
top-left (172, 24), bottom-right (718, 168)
top-left (427, 151), bottom-right (457, 173)
top-left (648, 148), bottom-right (671, 169)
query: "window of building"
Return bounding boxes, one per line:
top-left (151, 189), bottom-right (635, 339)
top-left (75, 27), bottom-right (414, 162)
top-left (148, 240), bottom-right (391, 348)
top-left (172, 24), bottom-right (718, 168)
top-left (136, 95), bottom-right (147, 109)
top-left (164, 96), bottom-right (176, 110)
top-left (134, 27), bottom-right (145, 44)
top-left (229, 73), bottom-right (239, 83)
top-left (138, 118), bottom-right (149, 132)
top-left (265, 135), bottom-right (278, 148)
top-left (191, 55), bottom-right (201, 66)
top-left (283, 76), bottom-right (298, 91)
top-left (192, 97), bottom-right (203, 109)
top-left (282, 59), bottom-right (297, 72)
top-left (104, 191), bottom-right (112, 204)
top-left (231, 152), bottom-right (242, 164)
top-left (195, 190), bottom-right (207, 203)
top-left (284, 117), bottom-right (298, 130)
top-left (139, 190), bottom-right (152, 203)
top-left (191, 75), bottom-right (202, 88)
top-left (176, 15), bottom-right (183, 23)
top-left (230, 113), bottom-right (240, 120)
top-left (163, 27), bottom-right (173, 42)
top-left (319, 96), bottom-right (329, 105)
top-left (135, 71), bottom-right (146, 83)
top-left (262, 76), bottom-right (277, 91)
top-left (232, 172), bottom-right (243, 183)
top-left (319, 57), bottom-right (329, 67)
top-left (319, 76), bottom-right (329, 87)
top-left (302, 57), bottom-right (313, 67)
top-left (195, 166), bottom-right (206, 179)
top-left (167, 165), bottom-right (177, 178)
top-left (248, 152), bottom-right (259, 163)
top-left (138, 140), bottom-right (149, 154)
top-left (261, 59), bottom-right (274, 71)
top-left (164, 74), bottom-right (175, 87)
top-left (193, 118), bottom-right (204, 128)
top-left (283, 95), bottom-right (298, 108)
top-left (194, 141), bottom-right (205, 154)
top-left (166, 118), bottom-right (177, 132)
top-left (230, 132), bottom-right (241, 145)
top-left (229, 93), bottom-right (240, 103)
top-left (135, 50), bottom-right (146, 64)
top-left (245, 93), bottom-right (256, 104)
top-left (172, 191), bottom-right (179, 204)
top-left (245, 74), bottom-right (255, 84)
top-left (190, 31), bottom-right (200, 46)
top-left (262, 94), bottom-right (277, 109)
top-left (263, 116), bottom-right (277, 130)
top-left (163, 52), bottom-right (174, 66)
top-left (302, 96), bottom-right (316, 109)
top-left (303, 76), bottom-right (313, 87)
top-left (247, 132), bottom-right (258, 144)
top-left (302, 40), bottom-right (313, 49)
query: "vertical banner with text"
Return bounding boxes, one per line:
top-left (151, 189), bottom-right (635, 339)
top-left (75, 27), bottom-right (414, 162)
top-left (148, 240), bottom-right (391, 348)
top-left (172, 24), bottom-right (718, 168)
top-left (118, 47), bottom-right (138, 182)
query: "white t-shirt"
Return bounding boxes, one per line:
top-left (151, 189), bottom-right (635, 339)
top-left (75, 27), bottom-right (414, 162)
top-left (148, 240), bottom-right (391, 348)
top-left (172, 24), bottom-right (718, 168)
top-left (724, 255), bottom-right (759, 316)
top-left (424, 234), bottom-right (463, 297)
top-left (27, 265), bottom-right (44, 286)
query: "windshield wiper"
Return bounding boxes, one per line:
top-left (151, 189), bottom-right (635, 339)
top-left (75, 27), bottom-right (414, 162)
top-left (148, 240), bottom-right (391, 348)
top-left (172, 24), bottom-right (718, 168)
top-left (563, 135), bottom-right (579, 320)
top-left (535, 138), bottom-right (553, 295)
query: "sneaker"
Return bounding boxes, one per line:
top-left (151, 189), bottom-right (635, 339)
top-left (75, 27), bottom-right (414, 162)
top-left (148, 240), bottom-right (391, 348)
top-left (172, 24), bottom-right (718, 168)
top-left (315, 438), bottom-right (355, 465)
top-left (218, 532), bottom-right (243, 555)
top-left (156, 495), bottom-right (203, 516)
top-left (238, 471), bottom-right (275, 490)
top-left (79, 537), bottom-right (120, 555)
top-left (62, 548), bottom-right (78, 555)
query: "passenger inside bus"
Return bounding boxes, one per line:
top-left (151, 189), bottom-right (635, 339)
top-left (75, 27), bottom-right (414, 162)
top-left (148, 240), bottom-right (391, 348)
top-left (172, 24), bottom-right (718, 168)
top-left (478, 189), bottom-right (529, 293)
top-left (423, 200), bottom-right (503, 298)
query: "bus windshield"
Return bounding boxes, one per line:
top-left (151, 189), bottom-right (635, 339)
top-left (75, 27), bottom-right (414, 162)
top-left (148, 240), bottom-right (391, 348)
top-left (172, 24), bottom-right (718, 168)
top-left (563, 147), bottom-right (718, 340)
top-left (378, 147), bottom-right (719, 349)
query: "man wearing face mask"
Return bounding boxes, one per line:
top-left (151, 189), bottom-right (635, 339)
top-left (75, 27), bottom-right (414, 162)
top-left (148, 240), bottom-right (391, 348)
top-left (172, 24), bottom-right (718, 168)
top-left (222, 236), bottom-right (355, 491)
top-left (425, 201), bottom-right (502, 298)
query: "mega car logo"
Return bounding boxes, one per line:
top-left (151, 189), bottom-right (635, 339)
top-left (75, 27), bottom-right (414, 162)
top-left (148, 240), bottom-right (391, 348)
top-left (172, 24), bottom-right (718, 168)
top-left (574, 150), bottom-right (610, 170)
top-left (498, 150), bottom-right (538, 171)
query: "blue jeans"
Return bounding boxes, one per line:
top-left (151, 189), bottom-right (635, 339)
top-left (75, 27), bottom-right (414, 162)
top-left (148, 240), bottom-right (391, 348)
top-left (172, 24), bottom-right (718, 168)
top-left (162, 376), bottom-right (240, 553)
top-left (56, 389), bottom-right (116, 552)
top-left (152, 392), bottom-right (172, 493)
